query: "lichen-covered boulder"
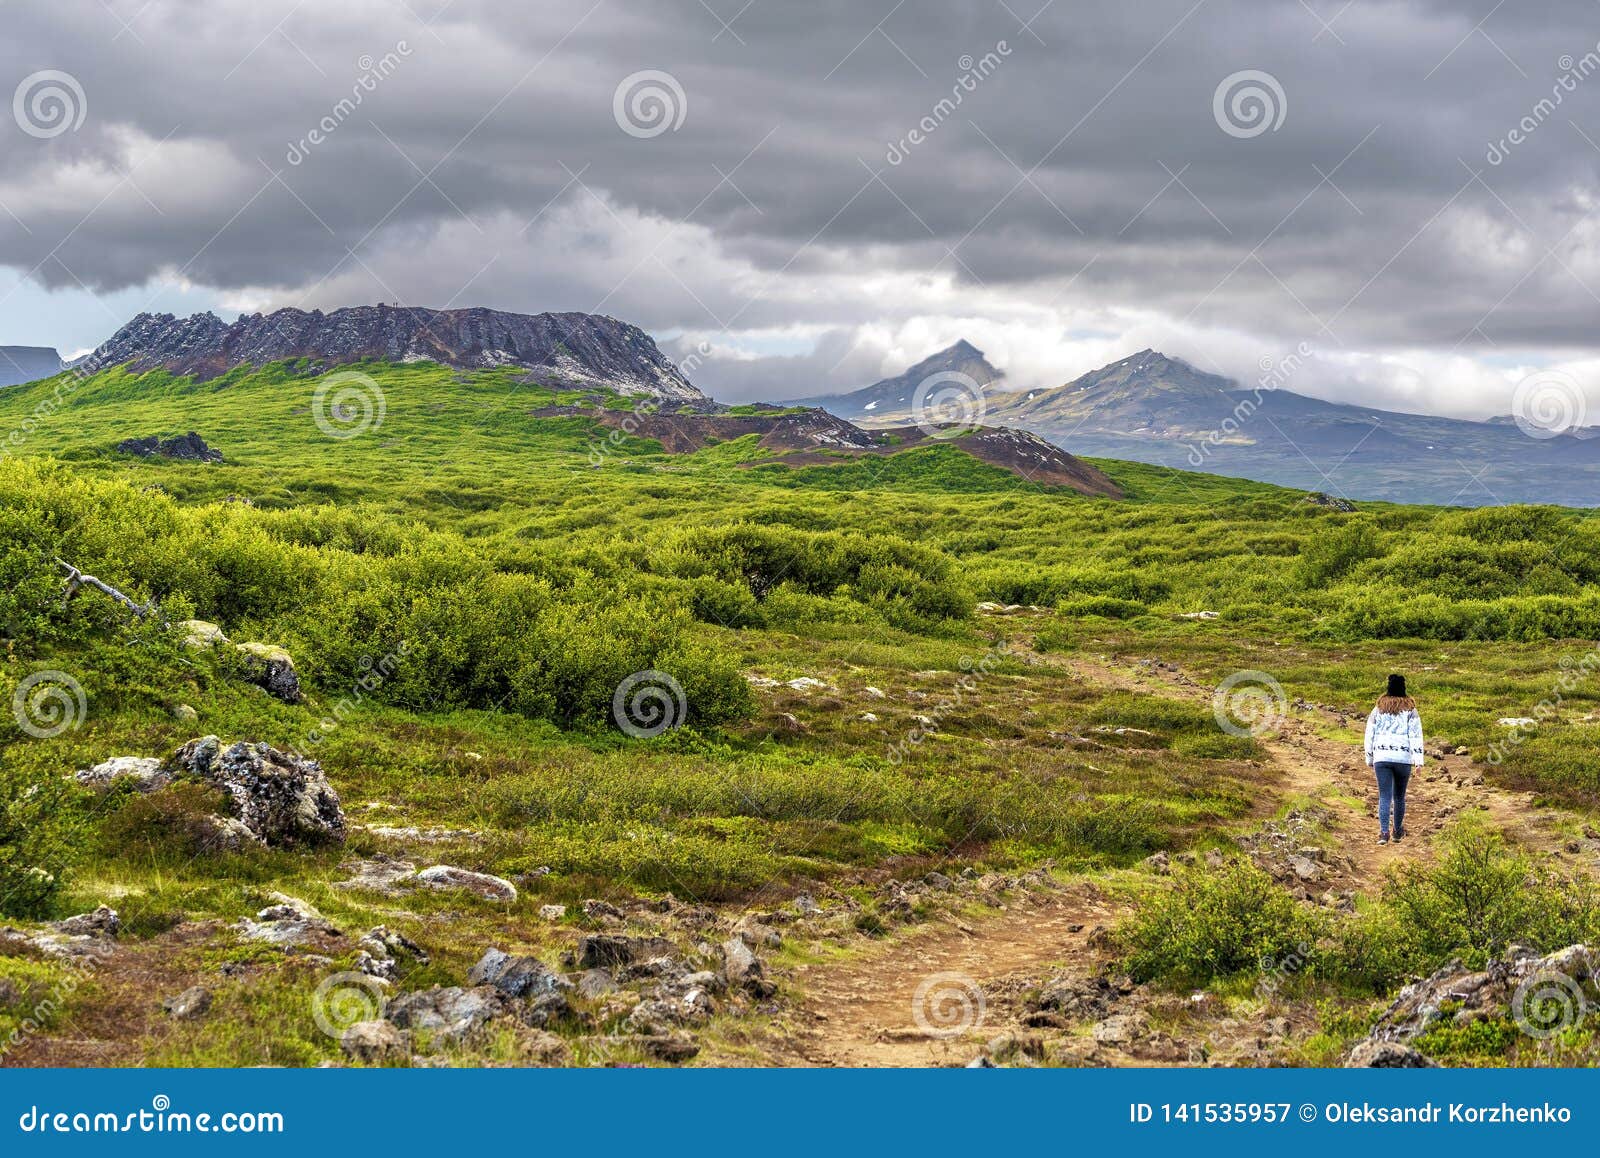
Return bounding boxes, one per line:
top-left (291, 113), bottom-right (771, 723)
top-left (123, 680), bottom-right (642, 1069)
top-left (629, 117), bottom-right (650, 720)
top-left (384, 986), bottom-right (505, 1049)
top-left (171, 736), bottom-right (345, 846)
top-left (413, 865), bottom-right (516, 902)
top-left (176, 619), bottom-right (229, 648)
top-left (74, 756), bottom-right (170, 794)
top-left (233, 642), bottom-right (302, 703)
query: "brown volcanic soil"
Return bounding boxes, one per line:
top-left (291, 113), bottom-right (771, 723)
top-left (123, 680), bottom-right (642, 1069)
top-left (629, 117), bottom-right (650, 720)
top-left (581, 406), bottom-right (1123, 497)
top-left (951, 427), bottom-right (1124, 497)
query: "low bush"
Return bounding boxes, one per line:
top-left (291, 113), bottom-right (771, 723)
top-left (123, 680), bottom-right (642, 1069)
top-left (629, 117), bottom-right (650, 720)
top-left (1118, 858), bottom-right (1322, 985)
top-left (1328, 820), bottom-right (1600, 990)
top-left (0, 764), bottom-right (80, 919)
top-left (1379, 821), bottom-right (1598, 968)
top-left (96, 782), bottom-right (242, 864)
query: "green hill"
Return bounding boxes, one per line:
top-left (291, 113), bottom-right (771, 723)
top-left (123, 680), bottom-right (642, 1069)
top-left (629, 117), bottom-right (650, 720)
top-left (1, 358), bottom-right (1598, 1067)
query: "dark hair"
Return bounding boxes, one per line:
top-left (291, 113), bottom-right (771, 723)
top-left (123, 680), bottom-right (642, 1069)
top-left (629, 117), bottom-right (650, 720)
top-left (1377, 672), bottom-right (1415, 714)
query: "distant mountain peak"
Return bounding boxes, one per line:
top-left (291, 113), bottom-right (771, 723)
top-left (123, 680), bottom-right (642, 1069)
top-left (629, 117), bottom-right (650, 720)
top-left (0, 345), bottom-right (64, 388)
top-left (899, 339), bottom-right (1002, 384)
top-left (85, 305), bottom-right (704, 399)
top-left (783, 338), bottom-right (1002, 416)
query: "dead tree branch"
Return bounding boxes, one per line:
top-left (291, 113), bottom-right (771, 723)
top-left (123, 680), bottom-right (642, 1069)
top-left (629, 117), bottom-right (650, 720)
top-left (55, 557), bottom-right (166, 623)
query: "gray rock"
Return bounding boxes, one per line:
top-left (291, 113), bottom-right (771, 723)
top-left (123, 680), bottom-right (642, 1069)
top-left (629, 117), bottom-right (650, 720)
top-left (233, 642), bottom-right (302, 703)
top-left (580, 899), bottom-right (625, 922)
top-left (1287, 855), bottom-right (1324, 882)
top-left (576, 969), bottom-right (619, 999)
top-left (202, 816), bottom-right (262, 852)
top-left (171, 736), bottom-right (345, 846)
top-left (176, 620), bottom-right (228, 648)
top-left (52, 906), bottom-right (120, 938)
top-left (116, 432), bottom-right (222, 462)
top-left (732, 914), bottom-right (783, 950)
top-left (341, 1019), bottom-right (408, 1064)
top-left (74, 757), bottom-right (169, 794)
top-left (358, 926), bottom-right (428, 967)
top-left (161, 986), bottom-right (212, 1020)
top-left (1091, 1012), bottom-right (1150, 1045)
top-left (1356, 943), bottom-right (1595, 1050)
top-left (237, 913), bottom-right (341, 948)
top-left (468, 948), bottom-right (573, 1001)
top-left (384, 986), bottom-right (504, 1048)
top-left (721, 937), bottom-right (775, 998)
top-left (333, 855), bottom-right (416, 895)
top-left (1345, 1040), bottom-right (1436, 1068)
top-left (577, 934), bottom-right (676, 970)
top-left (413, 865), bottom-right (517, 902)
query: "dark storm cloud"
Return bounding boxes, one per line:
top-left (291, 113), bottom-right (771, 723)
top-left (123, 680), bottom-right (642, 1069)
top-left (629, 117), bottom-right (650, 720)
top-left (4, 0), bottom-right (1600, 397)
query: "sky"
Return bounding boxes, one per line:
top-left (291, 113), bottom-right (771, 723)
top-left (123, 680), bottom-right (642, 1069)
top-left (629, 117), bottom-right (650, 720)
top-left (5, 0), bottom-right (1600, 417)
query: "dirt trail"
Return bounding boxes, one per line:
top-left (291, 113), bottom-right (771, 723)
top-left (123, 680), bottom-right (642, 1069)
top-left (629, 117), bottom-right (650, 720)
top-left (1063, 653), bottom-right (1566, 887)
top-left (784, 885), bottom-right (1125, 1066)
top-left (786, 650), bottom-right (1569, 1067)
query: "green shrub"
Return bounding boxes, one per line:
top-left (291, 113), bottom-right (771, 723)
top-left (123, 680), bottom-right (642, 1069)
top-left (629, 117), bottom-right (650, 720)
top-left (1118, 858), bottom-right (1322, 985)
top-left (1296, 520), bottom-right (1381, 588)
top-left (0, 763), bottom-right (81, 919)
top-left (1057, 595), bottom-right (1146, 619)
top-left (1376, 820), bottom-right (1600, 970)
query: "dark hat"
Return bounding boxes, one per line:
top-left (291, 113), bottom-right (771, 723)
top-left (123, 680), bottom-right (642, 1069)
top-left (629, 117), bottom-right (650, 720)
top-left (1386, 673), bottom-right (1407, 698)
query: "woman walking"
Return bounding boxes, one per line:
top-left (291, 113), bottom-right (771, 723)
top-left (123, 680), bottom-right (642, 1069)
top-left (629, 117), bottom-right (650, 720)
top-left (1364, 674), bottom-right (1424, 845)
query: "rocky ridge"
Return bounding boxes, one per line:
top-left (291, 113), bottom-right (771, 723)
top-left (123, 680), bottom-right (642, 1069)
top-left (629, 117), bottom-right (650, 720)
top-left (86, 305), bottom-right (705, 400)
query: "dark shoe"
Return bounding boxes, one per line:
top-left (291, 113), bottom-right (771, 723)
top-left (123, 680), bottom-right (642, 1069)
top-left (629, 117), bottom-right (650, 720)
top-left (1377, 834), bottom-right (1389, 845)
top-left (1393, 828), bottom-right (1405, 842)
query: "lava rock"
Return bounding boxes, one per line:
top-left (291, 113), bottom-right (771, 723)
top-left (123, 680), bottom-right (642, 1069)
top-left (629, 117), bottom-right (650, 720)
top-left (232, 642), bottom-right (302, 703)
top-left (341, 1019), bottom-right (409, 1064)
top-left (52, 906), bottom-right (121, 938)
top-left (171, 736), bottom-right (345, 846)
top-left (384, 986), bottom-right (505, 1049)
top-left (116, 431), bottom-right (223, 462)
top-left (161, 986), bottom-right (213, 1020)
top-left (1345, 1040), bottom-right (1436, 1068)
top-left (74, 757), bottom-right (170, 794)
top-left (413, 865), bottom-right (517, 903)
top-left (576, 934), bottom-right (676, 971)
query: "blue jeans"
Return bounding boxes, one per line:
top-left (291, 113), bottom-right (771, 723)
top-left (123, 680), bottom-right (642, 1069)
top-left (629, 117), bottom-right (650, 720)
top-left (1374, 761), bottom-right (1412, 837)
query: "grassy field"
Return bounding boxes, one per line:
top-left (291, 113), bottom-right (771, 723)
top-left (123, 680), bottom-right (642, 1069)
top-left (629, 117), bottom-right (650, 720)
top-left (0, 359), bottom-right (1597, 1066)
